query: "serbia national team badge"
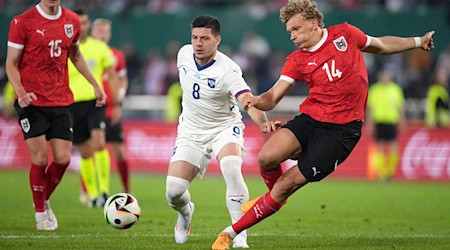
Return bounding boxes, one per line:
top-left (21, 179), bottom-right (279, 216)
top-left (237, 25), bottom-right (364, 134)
top-left (333, 36), bottom-right (347, 52)
top-left (207, 78), bottom-right (216, 88)
top-left (20, 118), bottom-right (30, 133)
top-left (64, 24), bottom-right (73, 38)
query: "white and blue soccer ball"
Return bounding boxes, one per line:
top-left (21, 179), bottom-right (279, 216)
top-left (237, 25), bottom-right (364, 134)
top-left (104, 193), bottom-right (141, 229)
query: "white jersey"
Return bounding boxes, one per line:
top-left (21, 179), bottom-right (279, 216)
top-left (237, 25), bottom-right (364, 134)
top-left (177, 44), bottom-right (251, 136)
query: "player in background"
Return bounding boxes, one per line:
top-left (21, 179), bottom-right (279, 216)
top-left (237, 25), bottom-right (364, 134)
top-left (69, 9), bottom-right (120, 207)
top-left (6, 0), bottom-right (105, 230)
top-left (2, 81), bottom-right (16, 118)
top-left (166, 15), bottom-right (281, 248)
top-left (367, 70), bottom-right (405, 181)
top-left (91, 18), bottom-right (130, 193)
top-left (212, 0), bottom-right (435, 248)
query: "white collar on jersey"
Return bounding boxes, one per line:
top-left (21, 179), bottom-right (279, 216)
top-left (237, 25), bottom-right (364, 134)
top-left (35, 4), bottom-right (62, 20)
top-left (303, 28), bottom-right (328, 52)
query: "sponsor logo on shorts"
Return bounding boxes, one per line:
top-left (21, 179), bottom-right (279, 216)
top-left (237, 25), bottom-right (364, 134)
top-left (312, 166), bottom-right (321, 177)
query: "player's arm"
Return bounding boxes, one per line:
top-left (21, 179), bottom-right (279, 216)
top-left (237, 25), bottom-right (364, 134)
top-left (238, 92), bottom-right (282, 133)
top-left (69, 44), bottom-right (106, 106)
top-left (105, 66), bottom-right (120, 104)
top-left (105, 66), bottom-right (122, 124)
top-left (243, 79), bottom-right (292, 111)
top-left (362, 31), bottom-right (435, 55)
top-left (5, 46), bottom-right (37, 108)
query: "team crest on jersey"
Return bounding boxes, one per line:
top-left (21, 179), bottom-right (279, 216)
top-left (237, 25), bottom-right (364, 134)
top-left (20, 118), bottom-right (30, 133)
top-left (64, 24), bottom-right (74, 38)
top-left (333, 36), bottom-right (347, 51)
top-left (207, 78), bottom-right (216, 88)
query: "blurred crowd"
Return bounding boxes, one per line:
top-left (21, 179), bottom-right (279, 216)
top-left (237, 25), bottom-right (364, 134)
top-left (1, 0), bottom-right (449, 121)
top-left (2, 0), bottom-right (450, 14)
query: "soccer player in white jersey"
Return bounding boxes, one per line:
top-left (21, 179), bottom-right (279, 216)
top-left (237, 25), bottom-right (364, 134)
top-left (166, 15), bottom-right (281, 248)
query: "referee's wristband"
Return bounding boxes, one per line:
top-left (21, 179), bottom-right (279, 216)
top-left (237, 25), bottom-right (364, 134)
top-left (414, 37), bottom-right (421, 48)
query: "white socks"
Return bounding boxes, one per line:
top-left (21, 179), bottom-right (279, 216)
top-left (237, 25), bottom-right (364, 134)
top-left (166, 176), bottom-right (191, 229)
top-left (220, 156), bottom-right (249, 224)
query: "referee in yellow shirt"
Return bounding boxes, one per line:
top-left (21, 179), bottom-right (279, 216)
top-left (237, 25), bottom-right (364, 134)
top-left (69, 9), bottom-right (119, 207)
top-left (367, 70), bottom-right (405, 181)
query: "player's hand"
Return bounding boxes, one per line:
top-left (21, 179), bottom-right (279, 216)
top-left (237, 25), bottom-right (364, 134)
top-left (242, 95), bottom-right (254, 111)
top-left (94, 87), bottom-right (107, 107)
top-left (421, 31), bottom-right (435, 51)
top-left (259, 120), bottom-right (283, 133)
top-left (18, 92), bottom-right (37, 108)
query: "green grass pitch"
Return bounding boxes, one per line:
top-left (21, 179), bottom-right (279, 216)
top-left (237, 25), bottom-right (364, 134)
top-left (1, 169), bottom-right (449, 249)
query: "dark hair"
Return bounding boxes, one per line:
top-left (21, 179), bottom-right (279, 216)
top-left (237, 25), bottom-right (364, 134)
top-left (191, 15), bottom-right (220, 36)
top-left (73, 9), bottom-right (86, 16)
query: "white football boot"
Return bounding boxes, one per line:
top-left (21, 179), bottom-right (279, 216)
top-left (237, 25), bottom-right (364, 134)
top-left (35, 212), bottom-right (56, 231)
top-left (233, 230), bottom-right (249, 248)
top-left (44, 200), bottom-right (58, 229)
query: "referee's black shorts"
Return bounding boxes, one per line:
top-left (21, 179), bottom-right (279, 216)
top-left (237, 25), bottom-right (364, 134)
top-left (71, 100), bottom-right (106, 145)
top-left (374, 123), bottom-right (397, 142)
top-left (283, 114), bottom-right (362, 182)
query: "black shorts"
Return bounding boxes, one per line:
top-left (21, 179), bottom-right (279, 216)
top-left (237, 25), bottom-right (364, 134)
top-left (14, 101), bottom-right (73, 141)
top-left (374, 123), bottom-right (397, 142)
top-left (71, 100), bottom-right (106, 145)
top-left (283, 114), bottom-right (362, 182)
top-left (105, 118), bottom-right (124, 143)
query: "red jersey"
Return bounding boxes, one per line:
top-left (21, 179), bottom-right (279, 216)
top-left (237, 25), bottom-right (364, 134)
top-left (103, 47), bottom-right (127, 118)
top-left (281, 23), bottom-right (370, 124)
top-left (7, 5), bottom-right (80, 107)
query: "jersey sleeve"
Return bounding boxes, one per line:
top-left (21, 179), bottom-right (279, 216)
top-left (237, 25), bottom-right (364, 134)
top-left (280, 53), bottom-right (300, 84)
top-left (115, 50), bottom-right (127, 77)
top-left (72, 16), bottom-right (81, 45)
top-left (346, 23), bottom-right (369, 49)
top-left (7, 16), bottom-right (26, 49)
top-left (225, 66), bottom-right (251, 98)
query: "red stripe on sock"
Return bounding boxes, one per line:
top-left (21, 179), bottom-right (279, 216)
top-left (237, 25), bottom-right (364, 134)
top-left (232, 192), bottom-right (283, 234)
top-left (30, 163), bottom-right (46, 212)
top-left (45, 162), bottom-right (69, 200)
top-left (260, 166), bottom-right (282, 190)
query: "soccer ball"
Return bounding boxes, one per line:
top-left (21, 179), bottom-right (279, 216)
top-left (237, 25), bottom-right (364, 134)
top-left (104, 193), bottom-right (141, 229)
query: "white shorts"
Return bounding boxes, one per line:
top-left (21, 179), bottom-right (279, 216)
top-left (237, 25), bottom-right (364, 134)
top-left (170, 124), bottom-right (245, 178)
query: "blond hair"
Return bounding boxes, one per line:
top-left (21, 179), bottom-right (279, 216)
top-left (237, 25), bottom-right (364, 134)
top-left (92, 18), bottom-right (112, 30)
top-left (280, 0), bottom-right (324, 28)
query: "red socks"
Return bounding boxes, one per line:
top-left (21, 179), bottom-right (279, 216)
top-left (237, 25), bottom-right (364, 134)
top-left (118, 160), bottom-right (130, 193)
top-left (45, 162), bottom-right (69, 200)
top-left (260, 166), bottom-right (283, 190)
top-left (231, 192), bottom-right (283, 234)
top-left (30, 163), bottom-right (46, 212)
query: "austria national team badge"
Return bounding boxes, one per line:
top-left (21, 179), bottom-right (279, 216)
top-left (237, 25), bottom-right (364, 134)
top-left (64, 24), bottom-right (73, 38)
top-left (20, 118), bottom-right (30, 133)
top-left (333, 36), bottom-right (347, 51)
top-left (207, 78), bottom-right (216, 88)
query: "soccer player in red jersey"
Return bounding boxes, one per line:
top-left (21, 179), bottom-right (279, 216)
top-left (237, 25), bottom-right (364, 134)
top-left (91, 18), bottom-right (131, 193)
top-left (212, 0), bottom-right (435, 248)
top-left (6, 0), bottom-right (106, 231)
